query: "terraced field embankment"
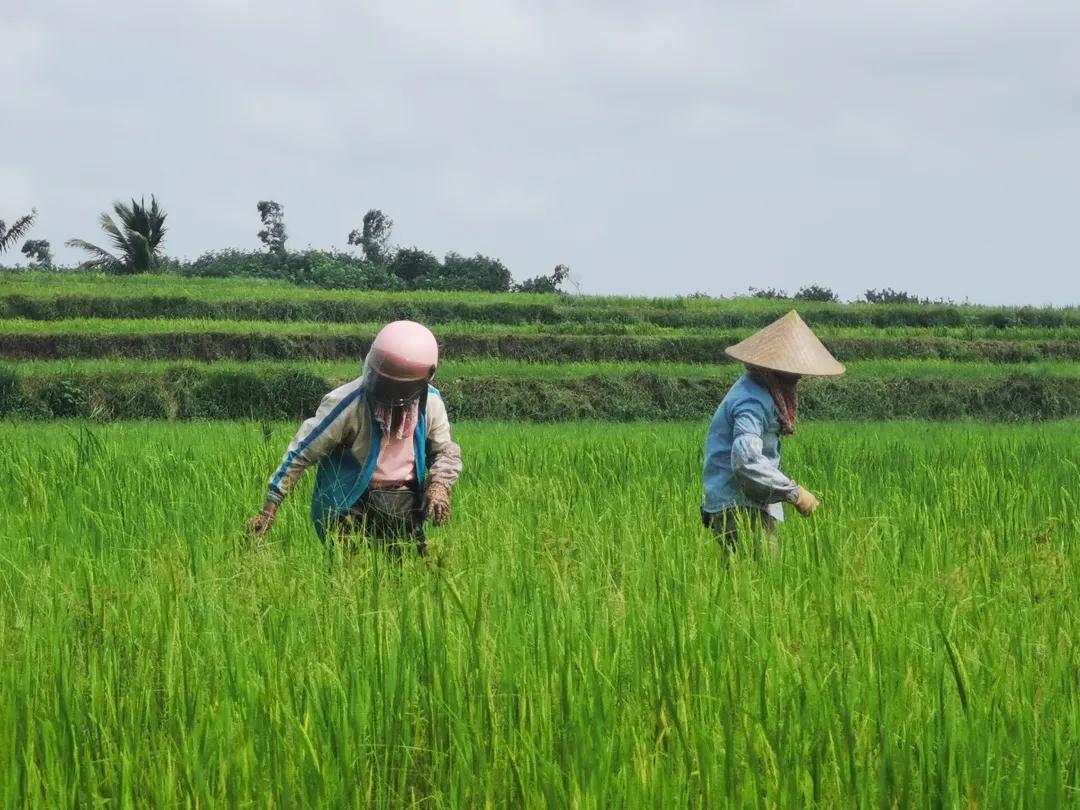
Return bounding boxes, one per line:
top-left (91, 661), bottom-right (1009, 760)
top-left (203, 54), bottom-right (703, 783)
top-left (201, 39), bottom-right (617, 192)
top-left (1, 272), bottom-right (1077, 420)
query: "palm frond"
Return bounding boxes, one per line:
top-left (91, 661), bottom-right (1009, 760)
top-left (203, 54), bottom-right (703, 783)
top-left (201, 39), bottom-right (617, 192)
top-left (99, 213), bottom-right (132, 259)
top-left (127, 231), bottom-right (153, 273)
top-left (71, 196), bottom-right (168, 273)
top-left (0, 209), bottom-right (37, 253)
top-left (125, 199), bottom-right (150, 250)
top-left (112, 200), bottom-right (135, 226)
top-left (146, 195), bottom-right (167, 251)
top-left (65, 238), bottom-right (121, 270)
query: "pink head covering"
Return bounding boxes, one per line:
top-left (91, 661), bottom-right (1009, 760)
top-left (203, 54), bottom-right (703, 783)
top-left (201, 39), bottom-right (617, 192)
top-left (363, 321), bottom-right (439, 438)
top-left (366, 320), bottom-right (439, 384)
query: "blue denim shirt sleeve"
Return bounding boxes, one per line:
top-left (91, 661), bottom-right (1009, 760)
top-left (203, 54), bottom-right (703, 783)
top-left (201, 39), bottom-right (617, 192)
top-left (730, 399), bottom-right (799, 505)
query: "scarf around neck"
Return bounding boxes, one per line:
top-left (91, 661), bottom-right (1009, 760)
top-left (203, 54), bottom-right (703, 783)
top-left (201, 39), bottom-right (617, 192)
top-left (748, 366), bottom-right (800, 435)
top-left (372, 399), bottom-right (419, 441)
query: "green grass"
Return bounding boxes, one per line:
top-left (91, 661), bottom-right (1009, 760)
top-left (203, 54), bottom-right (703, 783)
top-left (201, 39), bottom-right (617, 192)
top-left (3, 320), bottom-right (1078, 367)
top-left (3, 273), bottom-right (1077, 328)
top-left (0, 421), bottom-right (1077, 806)
top-left (4, 360), bottom-right (1080, 422)
top-left (2, 317), bottom-right (1079, 340)
top-left (6, 357), bottom-right (1080, 381)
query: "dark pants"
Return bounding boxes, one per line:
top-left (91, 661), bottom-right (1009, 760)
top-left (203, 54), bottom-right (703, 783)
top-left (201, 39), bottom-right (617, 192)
top-left (332, 487), bottom-right (428, 558)
top-left (701, 507), bottom-right (778, 556)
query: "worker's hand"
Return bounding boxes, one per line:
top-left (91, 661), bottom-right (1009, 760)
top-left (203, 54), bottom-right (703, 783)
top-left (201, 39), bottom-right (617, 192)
top-left (792, 487), bottom-right (820, 517)
top-left (426, 482), bottom-right (452, 527)
top-left (247, 502), bottom-right (279, 537)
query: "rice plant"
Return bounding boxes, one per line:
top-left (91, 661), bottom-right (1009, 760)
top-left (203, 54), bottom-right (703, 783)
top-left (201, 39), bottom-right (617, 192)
top-left (0, 421), bottom-right (1077, 807)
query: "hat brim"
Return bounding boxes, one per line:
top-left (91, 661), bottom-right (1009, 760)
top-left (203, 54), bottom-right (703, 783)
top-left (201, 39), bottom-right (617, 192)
top-left (725, 346), bottom-right (845, 377)
top-left (722, 310), bottom-right (846, 377)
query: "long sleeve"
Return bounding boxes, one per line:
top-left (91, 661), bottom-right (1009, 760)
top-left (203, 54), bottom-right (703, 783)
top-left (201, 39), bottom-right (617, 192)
top-left (266, 383), bottom-right (361, 504)
top-left (425, 394), bottom-right (462, 488)
top-left (730, 399), bottom-right (798, 505)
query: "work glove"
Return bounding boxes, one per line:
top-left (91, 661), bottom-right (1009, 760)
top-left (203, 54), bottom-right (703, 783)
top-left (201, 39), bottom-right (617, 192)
top-left (792, 487), bottom-right (820, 517)
top-left (247, 502), bottom-right (278, 537)
top-left (426, 482), bottom-right (452, 527)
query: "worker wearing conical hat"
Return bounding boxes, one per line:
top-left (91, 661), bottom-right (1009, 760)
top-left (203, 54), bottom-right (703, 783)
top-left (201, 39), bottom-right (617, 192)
top-left (702, 310), bottom-right (844, 551)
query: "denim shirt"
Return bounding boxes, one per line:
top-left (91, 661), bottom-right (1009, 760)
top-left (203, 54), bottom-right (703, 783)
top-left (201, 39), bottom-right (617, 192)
top-left (702, 374), bottom-right (798, 521)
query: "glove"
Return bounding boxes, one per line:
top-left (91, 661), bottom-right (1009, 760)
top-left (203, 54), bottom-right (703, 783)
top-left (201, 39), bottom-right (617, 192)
top-left (792, 487), bottom-right (820, 517)
top-left (247, 502), bottom-right (278, 537)
top-left (426, 482), bottom-right (452, 527)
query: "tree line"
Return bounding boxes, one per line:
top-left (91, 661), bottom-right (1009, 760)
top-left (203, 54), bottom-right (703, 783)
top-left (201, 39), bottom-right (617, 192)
top-left (0, 198), bottom-right (573, 294)
top-left (4, 199), bottom-right (935, 302)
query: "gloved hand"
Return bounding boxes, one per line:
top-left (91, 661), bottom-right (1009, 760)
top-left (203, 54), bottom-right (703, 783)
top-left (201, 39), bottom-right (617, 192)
top-left (792, 487), bottom-right (820, 517)
top-left (426, 482), bottom-right (452, 526)
top-left (247, 502), bottom-right (278, 537)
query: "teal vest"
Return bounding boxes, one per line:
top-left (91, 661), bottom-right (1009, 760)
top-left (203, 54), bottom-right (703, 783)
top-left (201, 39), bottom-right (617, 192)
top-left (311, 386), bottom-right (430, 538)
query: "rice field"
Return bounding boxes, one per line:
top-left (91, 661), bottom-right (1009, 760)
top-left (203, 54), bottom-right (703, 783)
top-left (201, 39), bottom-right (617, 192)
top-left (6, 357), bottom-right (1080, 381)
top-left (2, 420), bottom-right (1078, 807)
top-left (3, 317), bottom-right (1080, 340)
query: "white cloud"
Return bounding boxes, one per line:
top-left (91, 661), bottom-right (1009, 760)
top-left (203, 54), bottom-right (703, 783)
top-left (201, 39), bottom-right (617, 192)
top-left (2, 0), bottom-right (1078, 302)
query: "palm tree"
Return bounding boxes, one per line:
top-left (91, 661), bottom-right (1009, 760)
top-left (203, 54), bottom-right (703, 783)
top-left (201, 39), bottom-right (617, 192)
top-left (67, 197), bottom-right (167, 273)
top-left (0, 209), bottom-right (37, 254)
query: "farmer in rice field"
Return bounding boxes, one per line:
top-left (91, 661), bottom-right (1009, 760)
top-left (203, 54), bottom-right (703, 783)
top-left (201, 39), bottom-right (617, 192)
top-left (248, 320), bottom-right (462, 557)
top-left (702, 310), bottom-right (845, 552)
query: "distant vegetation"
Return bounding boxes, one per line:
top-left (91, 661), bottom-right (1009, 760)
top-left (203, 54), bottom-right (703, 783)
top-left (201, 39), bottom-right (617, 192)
top-left (0, 209), bottom-right (37, 254)
top-left (4, 197), bottom-right (578, 295)
top-left (0, 196), bottom-right (978, 303)
top-left (0, 195), bottom-right (972, 303)
top-left (66, 197), bottom-right (168, 274)
top-left (1, 271), bottom-right (1078, 421)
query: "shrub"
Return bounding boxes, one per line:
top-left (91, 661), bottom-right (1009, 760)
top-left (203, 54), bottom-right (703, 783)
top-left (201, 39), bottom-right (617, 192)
top-left (515, 264), bottom-right (571, 294)
top-left (295, 252), bottom-right (403, 291)
top-left (794, 285), bottom-right (840, 303)
top-left (424, 253), bottom-right (513, 293)
top-left (864, 288), bottom-right (925, 305)
top-left (178, 249), bottom-right (403, 291)
top-left (180, 249), bottom-right (276, 279)
top-left (390, 248), bottom-right (442, 285)
top-left (0, 368), bottom-right (22, 415)
top-left (38, 377), bottom-right (89, 418)
top-left (748, 287), bottom-right (789, 299)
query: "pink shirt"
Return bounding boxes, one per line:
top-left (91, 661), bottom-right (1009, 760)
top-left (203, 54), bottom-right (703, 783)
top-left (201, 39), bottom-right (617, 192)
top-left (371, 434), bottom-right (417, 488)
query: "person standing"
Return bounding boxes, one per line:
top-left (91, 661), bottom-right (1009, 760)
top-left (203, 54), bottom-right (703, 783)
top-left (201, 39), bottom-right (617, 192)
top-left (248, 320), bottom-right (462, 557)
top-left (702, 310), bottom-right (845, 551)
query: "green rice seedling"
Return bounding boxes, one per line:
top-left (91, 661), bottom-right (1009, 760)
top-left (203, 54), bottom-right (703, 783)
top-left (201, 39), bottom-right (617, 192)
top-left (0, 421), bottom-right (1078, 806)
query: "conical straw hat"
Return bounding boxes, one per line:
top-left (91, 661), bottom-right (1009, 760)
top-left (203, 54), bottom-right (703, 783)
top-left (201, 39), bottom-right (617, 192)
top-left (725, 310), bottom-right (845, 376)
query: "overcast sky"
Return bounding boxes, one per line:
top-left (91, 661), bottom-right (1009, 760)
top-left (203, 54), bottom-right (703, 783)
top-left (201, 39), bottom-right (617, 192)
top-left (3, 0), bottom-right (1079, 304)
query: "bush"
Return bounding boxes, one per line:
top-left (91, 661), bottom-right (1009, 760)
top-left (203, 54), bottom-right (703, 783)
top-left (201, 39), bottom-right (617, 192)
top-left (296, 252), bottom-right (403, 291)
top-left (419, 253), bottom-right (513, 293)
top-left (864, 288), bottom-right (925, 305)
top-left (748, 287), bottom-right (789, 299)
top-left (0, 368), bottom-right (22, 415)
top-left (38, 377), bottom-right (89, 418)
top-left (174, 248), bottom-right (516, 293)
top-left (178, 249), bottom-right (403, 291)
top-left (389, 248), bottom-right (442, 284)
top-left (180, 249), bottom-right (279, 279)
top-left (794, 285), bottom-right (840, 303)
top-left (515, 264), bottom-right (571, 294)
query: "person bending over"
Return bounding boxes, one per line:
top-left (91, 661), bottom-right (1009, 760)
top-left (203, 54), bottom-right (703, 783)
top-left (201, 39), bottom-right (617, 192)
top-left (249, 320), bottom-right (462, 557)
